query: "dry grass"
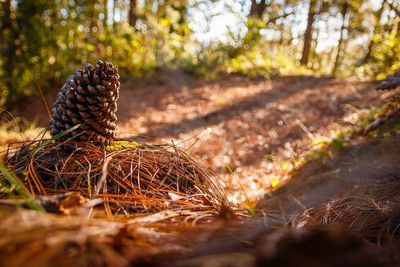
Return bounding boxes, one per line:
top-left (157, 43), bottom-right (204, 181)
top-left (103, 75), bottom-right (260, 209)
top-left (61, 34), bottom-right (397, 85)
top-left (299, 177), bottom-right (400, 244)
top-left (2, 137), bottom-right (231, 216)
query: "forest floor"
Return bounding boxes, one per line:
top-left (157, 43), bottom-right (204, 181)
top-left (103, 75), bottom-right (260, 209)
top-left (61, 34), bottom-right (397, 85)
top-left (17, 72), bottom-right (381, 205)
top-left (5, 73), bottom-right (400, 266)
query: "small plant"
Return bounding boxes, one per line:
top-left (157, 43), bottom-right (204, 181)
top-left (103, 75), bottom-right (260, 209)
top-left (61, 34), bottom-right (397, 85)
top-left (0, 163), bottom-right (44, 211)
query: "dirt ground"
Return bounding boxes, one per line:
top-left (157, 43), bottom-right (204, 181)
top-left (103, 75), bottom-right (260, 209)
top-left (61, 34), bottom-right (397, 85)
top-left (16, 72), bottom-right (381, 204)
top-left (258, 133), bottom-right (400, 217)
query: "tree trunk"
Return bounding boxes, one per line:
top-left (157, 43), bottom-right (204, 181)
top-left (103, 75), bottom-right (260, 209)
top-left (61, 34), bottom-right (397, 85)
top-left (102, 0), bottom-right (108, 30)
top-left (310, 28), bottom-right (320, 69)
top-left (361, 0), bottom-right (386, 65)
top-left (386, 0), bottom-right (400, 17)
top-left (249, 0), bottom-right (267, 18)
top-left (332, 2), bottom-right (349, 76)
top-left (112, 0), bottom-right (117, 32)
top-left (128, 0), bottom-right (137, 27)
top-left (0, 0), bottom-right (17, 101)
top-left (300, 0), bottom-right (317, 66)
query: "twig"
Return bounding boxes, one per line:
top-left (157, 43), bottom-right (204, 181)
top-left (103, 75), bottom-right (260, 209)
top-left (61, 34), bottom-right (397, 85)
top-left (364, 107), bottom-right (400, 133)
top-left (295, 119), bottom-right (315, 140)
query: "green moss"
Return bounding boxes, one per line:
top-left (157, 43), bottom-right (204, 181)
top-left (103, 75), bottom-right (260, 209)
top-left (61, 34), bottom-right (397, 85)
top-left (105, 140), bottom-right (145, 152)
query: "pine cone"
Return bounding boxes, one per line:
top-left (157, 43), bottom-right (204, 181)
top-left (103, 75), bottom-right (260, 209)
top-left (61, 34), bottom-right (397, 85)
top-left (49, 60), bottom-right (120, 145)
top-left (376, 71), bottom-right (400, 90)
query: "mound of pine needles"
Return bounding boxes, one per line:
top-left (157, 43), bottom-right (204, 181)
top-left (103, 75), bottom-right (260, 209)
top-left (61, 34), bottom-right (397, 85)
top-left (1, 136), bottom-right (230, 215)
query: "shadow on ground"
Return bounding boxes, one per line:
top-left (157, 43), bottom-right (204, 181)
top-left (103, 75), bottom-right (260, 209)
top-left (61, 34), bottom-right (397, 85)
top-left (257, 132), bottom-right (400, 220)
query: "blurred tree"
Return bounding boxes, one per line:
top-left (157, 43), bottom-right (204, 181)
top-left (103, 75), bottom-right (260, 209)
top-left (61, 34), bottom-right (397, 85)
top-left (300, 0), bottom-right (317, 66)
top-left (387, 0), bottom-right (400, 17)
top-left (128, 0), bottom-right (138, 27)
top-left (331, 2), bottom-right (349, 76)
top-left (249, 0), bottom-right (267, 18)
top-left (102, 0), bottom-right (108, 30)
top-left (331, 0), bottom-right (363, 76)
top-left (360, 0), bottom-right (386, 65)
top-left (245, 0), bottom-right (298, 50)
top-left (0, 0), bottom-right (18, 101)
top-left (367, 0), bottom-right (400, 75)
top-left (0, 0), bottom-right (62, 102)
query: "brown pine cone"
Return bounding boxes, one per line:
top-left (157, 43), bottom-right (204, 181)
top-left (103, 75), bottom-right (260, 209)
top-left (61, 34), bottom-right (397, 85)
top-left (49, 60), bottom-right (120, 145)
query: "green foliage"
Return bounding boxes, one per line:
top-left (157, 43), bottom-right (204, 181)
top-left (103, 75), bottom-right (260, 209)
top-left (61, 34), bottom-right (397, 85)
top-left (1, 0), bottom-right (399, 104)
top-left (354, 2), bottom-right (400, 77)
top-left (180, 41), bottom-right (304, 80)
top-left (0, 0), bottom-right (192, 103)
top-left (226, 48), bottom-right (305, 78)
top-left (363, 32), bottom-right (400, 78)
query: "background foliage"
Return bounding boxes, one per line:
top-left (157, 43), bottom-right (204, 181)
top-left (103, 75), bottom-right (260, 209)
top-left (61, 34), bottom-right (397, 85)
top-left (0, 0), bottom-right (399, 103)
